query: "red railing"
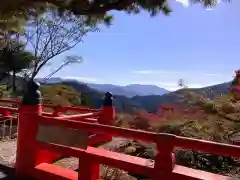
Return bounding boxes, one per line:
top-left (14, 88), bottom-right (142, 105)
top-left (0, 99), bottom-right (239, 180)
top-left (0, 99), bottom-right (114, 143)
top-left (0, 99), bottom-right (101, 117)
top-left (35, 116), bottom-right (239, 180)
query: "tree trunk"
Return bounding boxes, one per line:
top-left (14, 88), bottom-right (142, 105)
top-left (0, 72), bottom-right (8, 82)
top-left (12, 69), bottom-right (16, 92)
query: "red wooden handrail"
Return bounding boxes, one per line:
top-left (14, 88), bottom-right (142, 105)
top-left (55, 112), bottom-right (100, 120)
top-left (0, 100), bottom-right (102, 123)
top-left (9, 96), bottom-right (236, 180)
top-left (0, 106), bottom-right (18, 113)
top-left (175, 136), bottom-right (240, 158)
top-left (15, 101), bottom-right (116, 180)
top-left (36, 142), bottom-right (154, 176)
top-left (0, 99), bottom-right (101, 114)
top-left (38, 115), bottom-right (240, 158)
top-left (0, 102), bottom-right (104, 133)
top-left (43, 104), bottom-right (100, 113)
top-left (0, 99), bottom-right (20, 105)
top-left (38, 116), bottom-right (158, 142)
top-left (36, 115), bottom-right (238, 180)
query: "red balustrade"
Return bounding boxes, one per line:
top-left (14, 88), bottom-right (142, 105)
top-left (0, 99), bottom-right (101, 117)
top-left (12, 102), bottom-right (238, 180)
top-left (0, 99), bottom-right (114, 146)
top-left (0, 98), bottom-right (114, 176)
top-left (14, 95), bottom-right (116, 179)
top-left (0, 92), bottom-right (239, 180)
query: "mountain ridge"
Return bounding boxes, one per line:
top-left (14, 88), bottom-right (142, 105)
top-left (38, 77), bottom-right (170, 97)
top-left (37, 77), bottom-right (232, 113)
top-left (87, 83), bottom-right (169, 97)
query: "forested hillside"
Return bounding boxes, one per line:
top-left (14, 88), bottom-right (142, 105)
top-left (47, 80), bottom-right (231, 113)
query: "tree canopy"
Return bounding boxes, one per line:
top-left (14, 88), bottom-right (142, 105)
top-left (0, 39), bottom-right (34, 77)
top-left (0, 0), bottom-right (229, 92)
top-left (21, 9), bottom-right (96, 80)
top-left (0, 39), bottom-right (34, 91)
top-left (0, 0), bottom-right (228, 33)
top-left (0, 0), bottom-right (225, 16)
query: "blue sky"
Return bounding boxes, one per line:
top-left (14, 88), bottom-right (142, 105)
top-left (37, 0), bottom-right (240, 91)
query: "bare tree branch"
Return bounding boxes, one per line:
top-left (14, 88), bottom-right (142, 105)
top-left (43, 55), bottom-right (83, 81)
top-left (23, 9), bottom-right (99, 80)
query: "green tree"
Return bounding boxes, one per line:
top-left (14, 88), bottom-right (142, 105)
top-left (40, 84), bottom-right (86, 107)
top-left (80, 92), bottom-right (94, 108)
top-left (0, 40), bottom-right (34, 91)
top-left (21, 9), bottom-right (98, 80)
top-left (0, 0), bottom-right (228, 33)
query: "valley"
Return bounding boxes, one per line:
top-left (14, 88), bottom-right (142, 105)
top-left (38, 77), bottom-right (231, 113)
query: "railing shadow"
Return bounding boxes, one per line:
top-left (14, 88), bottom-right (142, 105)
top-left (0, 164), bottom-right (15, 180)
top-left (0, 164), bottom-right (35, 180)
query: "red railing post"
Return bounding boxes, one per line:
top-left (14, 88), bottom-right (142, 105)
top-left (16, 80), bottom-right (42, 178)
top-left (78, 155), bottom-right (99, 180)
top-left (153, 133), bottom-right (176, 180)
top-left (2, 109), bottom-right (11, 119)
top-left (53, 106), bottom-right (62, 116)
top-left (98, 92), bottom-right (115, 125)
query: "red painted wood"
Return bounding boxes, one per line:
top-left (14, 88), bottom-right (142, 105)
top-left (78, 158), bottom-right (99, 180)
top-left (16, 105), bottom-right (42, 178)
top-left (88, 134), bottom-right (112, 146)
top-left (175, 136), bottom-right (240, 158)
top-left (1, 109), bottom-right (11, 118)
top-left (33, 163), bottom-right (78, 180)
top-left (36, 141), bottom-right (229, 180)
top-left (0, 106), bottom-right (18, 113)
top-left (37, 142), bottom-right (154, 176)
top-left (98, 106), bottom-right (115, 125)
top-left (56, 112), bottom-right (100, 121)
top-left (35, 118), bottom-right (240, 180)
top-left (172, 165), bottom-right (229, 180)
top-left (38, 116), bottom-right (158, 142)
top-left (42, 112), bottom-right (57, 117)
top-left (53, 106), bottom-right (62, 116)
top-left (82, 118), bottom-right (98, 123)
top-left (43, 104), bottom-right (100, 113)
top-left (38, 116), bottom-right (240, 157)
top-left (35, 149), bottom-right (63, 165)
top-left (1, 99), bottom-right (236, 180)
top-left (15, 105), bottom-right (64, 178)
top-left (153, 134), bottom-right (175, 180)
top-left (0, 100), bottom-right (101, 114)
top-left (0, 99), bottom-right (20, 105)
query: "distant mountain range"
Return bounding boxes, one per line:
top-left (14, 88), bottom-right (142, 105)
top-left (130, 82), bottom-right (231, 112)
top-left (38, 77), bottom-right (170, 97)
top-left (37, 77), bottom-right (231, 113)
top-left (87, 83), bottom-right (169, 97)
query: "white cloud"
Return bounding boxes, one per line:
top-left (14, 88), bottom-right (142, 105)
top-left (131, 69), bottom-right (233, 91)
top-left (168, 87), bottom-right (180, 91)
top-left (157, 82), bottom-right (214, 90)
top-left (161, 82), bottom-right (219, 91)
top-left (176, 0), bottom-right (221, 10)
top-left (125, 80), bottom-right (196, 91)
top-left (133, 69), bottom-right (224, 77)
top-left (205, 8), bottom-right (213, 11)
top-left (129, 79), bottom-right (228, 91)
top-left (63, 76), bottom-right (99, 82)
top-left (176, 0), bottom-right (189, 8)
top-left (202, 73), bottom-right (222, 76)
top-left (133, 70), bottom-right (180, 75)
